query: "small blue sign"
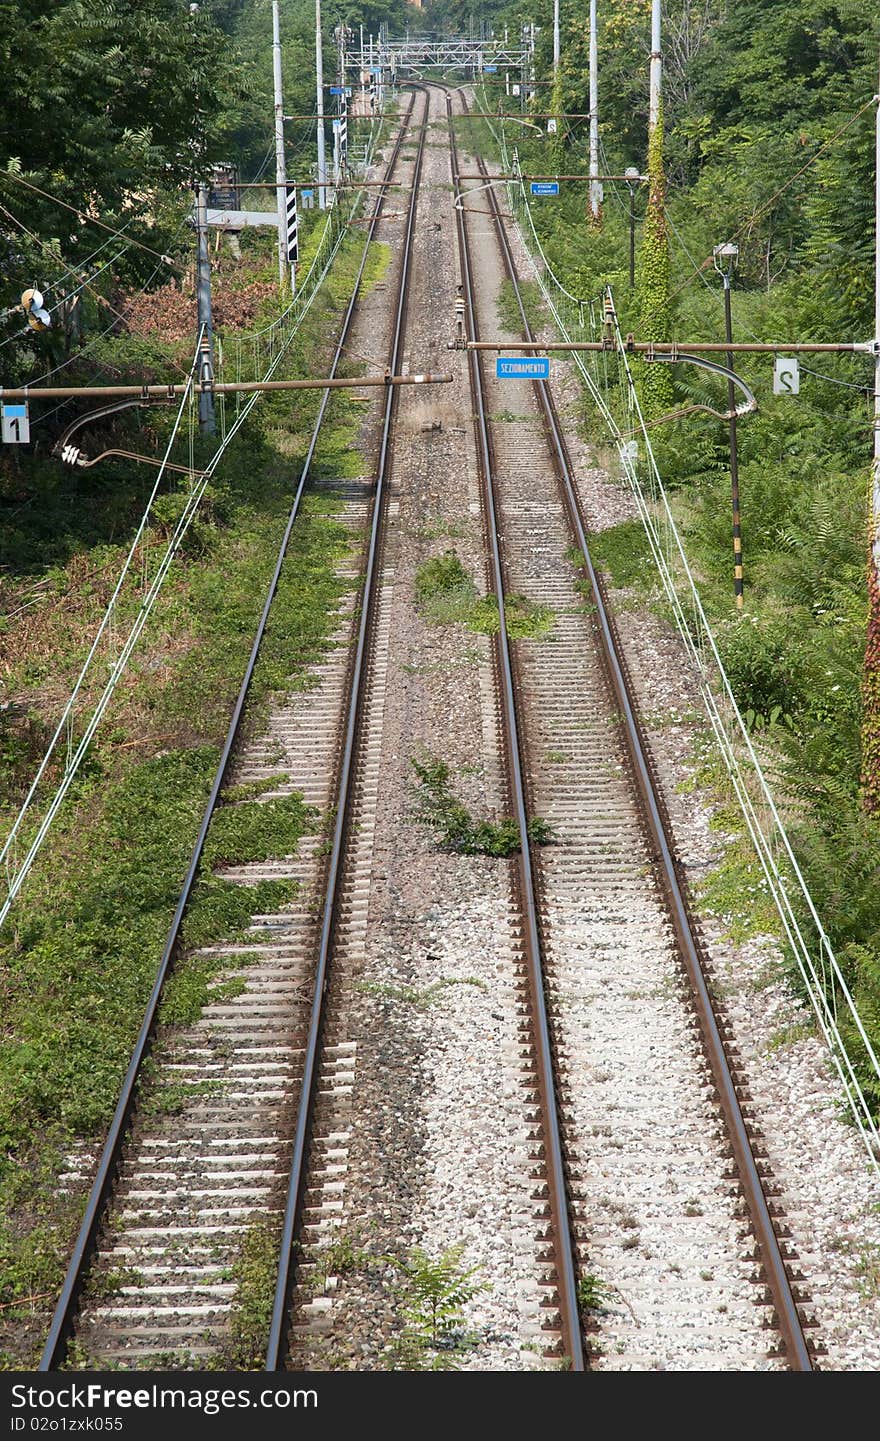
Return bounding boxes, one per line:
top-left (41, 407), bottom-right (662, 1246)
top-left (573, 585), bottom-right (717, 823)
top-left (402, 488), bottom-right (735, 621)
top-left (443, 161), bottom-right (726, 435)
top-left (301, 189), bottom-right (314, 199)
top-left (531, 181), bottom-right (560, 197)
top-left (496, 356), bottom-right (550, 380)
top-left (330, 85), bottom-right (345, 95)
top-left (484, 65), bottom-right (498, 72)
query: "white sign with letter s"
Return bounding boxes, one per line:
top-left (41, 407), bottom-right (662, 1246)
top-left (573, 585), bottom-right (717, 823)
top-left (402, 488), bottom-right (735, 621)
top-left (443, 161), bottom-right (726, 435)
top-left (773, 357), bottom-right (800, 395)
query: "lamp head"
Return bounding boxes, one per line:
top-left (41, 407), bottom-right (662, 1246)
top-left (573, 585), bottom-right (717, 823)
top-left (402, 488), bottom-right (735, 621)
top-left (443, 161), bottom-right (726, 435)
top-left (713, 241), bottom-right (739, 276)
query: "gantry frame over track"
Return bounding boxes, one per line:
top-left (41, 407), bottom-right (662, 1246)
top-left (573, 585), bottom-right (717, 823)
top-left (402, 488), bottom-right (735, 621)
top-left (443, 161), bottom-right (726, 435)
top-left (377, 37), bottom-right (529, 72)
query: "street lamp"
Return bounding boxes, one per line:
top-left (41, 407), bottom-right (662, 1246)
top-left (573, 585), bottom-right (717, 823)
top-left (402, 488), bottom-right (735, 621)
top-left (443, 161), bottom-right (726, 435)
top-left (713, 242), bottom-right (743, 608)
top-left (624, 166), bottom-right (640, 290)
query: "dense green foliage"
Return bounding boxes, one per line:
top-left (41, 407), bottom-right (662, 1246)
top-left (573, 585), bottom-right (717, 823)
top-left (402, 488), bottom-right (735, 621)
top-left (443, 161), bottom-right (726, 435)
top-left (0, 0), bottom-right (243, 314)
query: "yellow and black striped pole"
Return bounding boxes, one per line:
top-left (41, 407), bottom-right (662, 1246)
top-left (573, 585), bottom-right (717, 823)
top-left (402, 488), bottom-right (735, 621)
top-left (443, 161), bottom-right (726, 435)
top-left (722, 267), bottom-right (744, 608)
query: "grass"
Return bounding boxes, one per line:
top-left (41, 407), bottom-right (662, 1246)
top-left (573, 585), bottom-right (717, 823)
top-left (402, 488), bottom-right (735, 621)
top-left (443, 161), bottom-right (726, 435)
top-left (225, 1222), bottom-right (278, 1370)
top-left (574, 522), bottom-right (655, 590)
top-left (680, 736), bottom-right (783, 945)
top-left (414, 551), bottom-right (554, 640)
top-left (410, 755), bottom-right (554, 858)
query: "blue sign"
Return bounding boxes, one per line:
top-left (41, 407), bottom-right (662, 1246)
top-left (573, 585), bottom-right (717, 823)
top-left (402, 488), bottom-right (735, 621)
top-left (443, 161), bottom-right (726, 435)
top-left (484, 65), bottom-right (497, 72)
top-left (531, 181), bottom-right (559, 197)
top-left (496, 356), bottom-right (550, 380)
top-left (301, 189), bottom-right (314, 199)
top-left (329, 85), bottom-right (345, 94)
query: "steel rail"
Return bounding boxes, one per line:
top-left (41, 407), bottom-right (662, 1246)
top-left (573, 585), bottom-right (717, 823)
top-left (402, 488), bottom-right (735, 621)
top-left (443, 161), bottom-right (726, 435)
top-left (37, 90), bottom-right (421, 1373)
top-left (468, 104), bottom-right (815, 1373)
top-left (446, 87), bottom-right (586, 1373)
top-left (265, 88), bottom-right (431, 1372)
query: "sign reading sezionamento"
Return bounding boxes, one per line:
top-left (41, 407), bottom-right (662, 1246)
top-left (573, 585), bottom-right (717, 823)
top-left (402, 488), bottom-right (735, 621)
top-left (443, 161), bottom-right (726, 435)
top-left (496, 357), bottom-right (550, 380)
top-left (530, 181), bottom-right (559, 196)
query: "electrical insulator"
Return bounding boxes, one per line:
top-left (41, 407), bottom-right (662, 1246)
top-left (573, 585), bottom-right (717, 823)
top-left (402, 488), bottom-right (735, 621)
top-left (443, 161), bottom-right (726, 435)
top-left (21, 288), bottom-right (51, 330)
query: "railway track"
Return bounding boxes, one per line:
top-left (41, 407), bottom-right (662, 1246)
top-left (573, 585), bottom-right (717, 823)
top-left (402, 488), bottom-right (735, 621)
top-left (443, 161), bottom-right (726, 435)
top-left (38, 91), bottom-right (428, 1371)
top-left (265, 87), bottom-right (429, 1371)
top-left (447, 84), bottom-right (816, 1371)
top-left (37, 78), bottom-right (820, 1374)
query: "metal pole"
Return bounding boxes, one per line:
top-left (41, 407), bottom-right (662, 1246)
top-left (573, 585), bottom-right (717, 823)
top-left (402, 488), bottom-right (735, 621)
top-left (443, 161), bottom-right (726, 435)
top-left (873, 55), bottom-right (880, 606)
top-left (553, 0), bottom-right (560, 73)
top-left (862, 51), bottom-right (880, 808)
top-left (271, 0), bottom-right (291, 291)
top-left (723, 273), bottom-right (744, 608)
top-left (629, 189), bottom-right (636, 289)
top-left (195, 184), bottom-right (215, 437)
top-left (649, 0), bottom-right (662, 134)
top-left (589, 0), bottom-right (601, 222)
top-left (315, 0), bottom-right (327, 209)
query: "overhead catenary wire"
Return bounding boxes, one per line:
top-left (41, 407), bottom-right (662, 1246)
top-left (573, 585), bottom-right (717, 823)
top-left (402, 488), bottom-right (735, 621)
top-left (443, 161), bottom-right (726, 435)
top-left (24, 219), bottom-right (192, 428)
top-left (0, 209), bottom-right (141, 351)
top-left (0, 337), bottom-right (201, 927)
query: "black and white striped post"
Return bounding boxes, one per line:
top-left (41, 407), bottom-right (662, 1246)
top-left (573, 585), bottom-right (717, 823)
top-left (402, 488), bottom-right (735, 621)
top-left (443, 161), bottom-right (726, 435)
top-left (272, 0), bottom-right (291, 291)
top-left (333, 26), bottom-right (349, 186)
top-left (715, 242), bottom-right (743, 608)
top-left (339, 89), bottom-right (348, 170)
top-left (285, 183), bottom-right (298, 293)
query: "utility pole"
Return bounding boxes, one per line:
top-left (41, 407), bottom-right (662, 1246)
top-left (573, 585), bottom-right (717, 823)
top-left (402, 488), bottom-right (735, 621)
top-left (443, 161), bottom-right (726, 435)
top-left (315, 0), bottom-right (327, 209)
top-left (715, 242), bottom-right (743, 608)
top-left (865, 53), bottom-right (880, 809)
top-left (194, 184), bottom-right (215, 438)
top-left (649, 0), bottom-right (662, 134)
top-left (588, 0), bottom-right (601, 223)
top-left (553, 0), bottom-right (560, 73)
top-left (874, 53), bottom-right (880, 614)
top-left (271, 0), bottom-right (293, 291)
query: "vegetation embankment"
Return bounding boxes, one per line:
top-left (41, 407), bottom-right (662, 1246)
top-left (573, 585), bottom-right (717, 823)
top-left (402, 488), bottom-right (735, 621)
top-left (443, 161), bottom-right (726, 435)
top-left (444, 0), bottom-right (880, 1100)
top-left (0, 205), bottom-right (391, 1366)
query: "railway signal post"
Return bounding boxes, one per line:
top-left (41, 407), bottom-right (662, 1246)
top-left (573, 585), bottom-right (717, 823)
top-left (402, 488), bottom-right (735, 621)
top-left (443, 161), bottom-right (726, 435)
top-left (194, 183), bottom-right (215, 438)
top-left (714, 241), bottom-right (743, 608)
top-left (271, 0), bottom-right (294, 291)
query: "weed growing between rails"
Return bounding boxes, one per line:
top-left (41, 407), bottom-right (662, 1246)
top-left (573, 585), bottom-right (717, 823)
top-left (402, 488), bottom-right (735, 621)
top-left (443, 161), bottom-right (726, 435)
top-left (410, 756), bottom-right (553, 858)
top-left (386, 1246), bottom-right (487, 1371)
top-left (414, 552), bottom-right (554, 640)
